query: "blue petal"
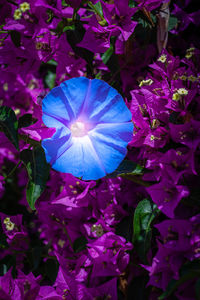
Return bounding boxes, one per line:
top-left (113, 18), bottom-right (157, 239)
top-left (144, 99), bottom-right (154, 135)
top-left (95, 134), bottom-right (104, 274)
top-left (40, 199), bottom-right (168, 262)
top-left (47, 135), bottom-right (106, 180)
top-left (80, 79), bottom-right (132, 123)
top-left (88, 122), bottom-right (133, 175)
top-left (42, 86), bottom-right (74, 129)
top-left (42, 127), bottom-right (72, 165)
top-left (60, 77), bottom-right (90, 120)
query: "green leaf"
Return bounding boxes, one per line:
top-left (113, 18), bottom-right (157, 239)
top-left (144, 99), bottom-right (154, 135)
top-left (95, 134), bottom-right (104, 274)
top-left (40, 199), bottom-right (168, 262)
top-left (0, 106), bottom-right (19, 150)
top-left (159, 260), bottom-right (200, 299)
top-left (0, 255), bottom-right (16, 276)
top-left (20, 146), bottom-right (50, 210)
top-left (127, 276), bottom-right (150, 300)
top-left (88, 1), bottom-right (104, 19)
top-left (101, 36), bottom-right (123, 92)
top-left (46, 59), bottom-right (58, 66)
top-left (101, 36), bottom-right (116, 65)
top-left (133, 199), bottom-right (159, 263)
top-left (45, 70), bottom-right (56, 90)
top-left (73, 236), bottom-right (88, 253)
top-left (46, 8), bottom-right (54, 23)
top-left (168, 16), bottom-right (178, 31)
top-left (107, 160), bottom-right (144, 178)
top-left (0, 233), bottom-right (8, 249)
top-left (45, 258), bottom-right (59, 283)
top-left (65, 21), bottom-right (94, 76)
top-left (195, 278), bottom-right (200, 300)
top-left (63, 24), bottom-right (76, 32)
top-left (132, 10), bottom-right (155, 45)
top-left (169, 111), bottom-right (180, 124)
top-left (93, 2), bottom-right (103, 17)
top-left (18, 114), bottom-right (37, 128)
top-left (55, 19), bottom-right (67, 35)
top-left (101, 43), bottom-right (114, 65)
top-left (116, 215), bottom-right (133, 242)
top-left (10, 30), bottom-right (21, 47)
top-left (31, 246), bottom-right (42, 271)
top-left (129, 0), bottom-right (136, 7)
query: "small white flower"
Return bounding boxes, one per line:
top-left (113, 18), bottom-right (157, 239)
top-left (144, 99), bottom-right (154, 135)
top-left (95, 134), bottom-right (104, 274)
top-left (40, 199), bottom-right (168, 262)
top-left (14, 9), bottom-right (22, 20)
top-left (19, 2), bottom-right (30, 12)
top-left (177, 88), bottom-right (188, 96)
top-left (158, 54), bottom-right (167, 63)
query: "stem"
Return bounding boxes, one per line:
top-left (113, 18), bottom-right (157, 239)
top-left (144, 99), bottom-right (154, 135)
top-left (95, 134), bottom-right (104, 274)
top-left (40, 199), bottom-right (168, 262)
top-left (19, 133), bottom-right (41, 147)
top-left (108, 61), bottom-right (128, 85)
top-left (157, 0), bottom-right (171, 53)
top-left (120, 174), bottom-right (153, 187)
top-left (72, 7), bottom-right (79, 21)
top-left (63, 227), bottom-right (74, 252)
top-left (4, 160), bottom-right (21, 179)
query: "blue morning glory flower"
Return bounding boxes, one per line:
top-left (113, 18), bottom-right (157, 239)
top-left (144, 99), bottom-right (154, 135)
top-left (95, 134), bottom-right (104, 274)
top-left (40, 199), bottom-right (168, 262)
top-left (41, 77), bottom-right (133, 180)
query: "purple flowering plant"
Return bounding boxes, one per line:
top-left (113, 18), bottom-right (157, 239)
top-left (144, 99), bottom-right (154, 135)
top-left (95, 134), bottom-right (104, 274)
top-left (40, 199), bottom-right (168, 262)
top-left (0, 0), bottom-right (200, 299)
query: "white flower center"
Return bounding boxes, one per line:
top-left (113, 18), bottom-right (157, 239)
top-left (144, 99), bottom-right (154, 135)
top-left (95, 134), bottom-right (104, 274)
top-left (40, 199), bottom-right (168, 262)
top-left (70, 121), bottom-right (86, 137)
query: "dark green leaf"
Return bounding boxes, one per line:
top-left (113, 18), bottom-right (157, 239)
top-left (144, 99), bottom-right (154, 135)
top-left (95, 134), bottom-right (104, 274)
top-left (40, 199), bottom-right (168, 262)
top-left (158, 279), bottom-right (178, 300)
top-left (63, 24), bottom-right (75, 32)
top-left (107, 160), bottom-right (144, 178)
top-left (45, 70), bottom-right (56, 90)
top-left (10, 30), bottom-right (21, 47)
top-left (168, 16), bottom-right (178, 31)
top-left (101, 43), bottom-right (114, 65)
top-left (65, 20), bottom-right (85, 44)
top-left (0, 106), bottom-right (19, 150)
top-left (137, 17), bottom-right (152, 29)
top-left (101, 36), bottom-right (116, 69)
top-left (31, 246), bottom-right (42, 270)
top-left (0, 255), bottom-right (16, 276)
top-left (101, 36), bottom-right (123, 92)
top-left (88, 1), bottom-right (103, 19)
top-left (195, 278), bottom-right (200, 300)
top-left (129, 0), bottom-right (136, 7)
top-left (55, 19), bottom-right (67, 35)
top-left (20, 146), bottom-right (50, 210)
top-left (169, 111), bottom-right (180, 124)
top-left (62, 0), bottom-right (69, 6)
top-left (127, 276), bottom-right (150, 300)
top-left (73, 236), bottom-right (88, 253)
top-left (159, 260), bottom-right (200, 299)
top-left (18, 114), bottom-right (37, 128)
top-left (46, 59), bottom-right (58, 66)
top-left (116, 215), bottom-right (133, 242)
top-left (66, 21), bottom-right (94, 76)
top-left (46, 9), bottom-right (54, 23)
top-left (132, 10), bottom-right (155, 45)
top-left (45, 258), bottom-right (59, 283)
top-left (133, 199), bottom-right (159, 263)
top-left (0, 233), bottom-right (8, 249)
